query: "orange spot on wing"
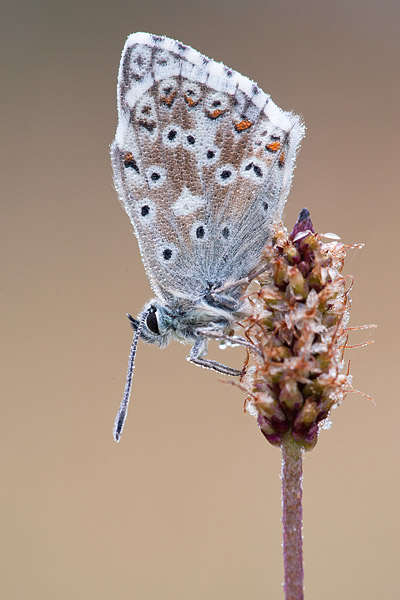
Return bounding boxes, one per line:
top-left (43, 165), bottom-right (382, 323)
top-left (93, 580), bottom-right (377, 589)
top-left (184, 95), bottom-right (198, 107)
top-left (123, 152), bottom-right (139, 172)
top-left (209, 109), bottom-right (224, 119)
top-left (161, 92), bottom-right (176, 106)
top-left (266, 141), bottom-right (281, 153)
top-left (234, 119), bottom-right (253, 132)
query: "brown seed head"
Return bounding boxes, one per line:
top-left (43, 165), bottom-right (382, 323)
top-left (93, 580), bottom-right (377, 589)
top-left (240, 209), bottom-right (358, 450)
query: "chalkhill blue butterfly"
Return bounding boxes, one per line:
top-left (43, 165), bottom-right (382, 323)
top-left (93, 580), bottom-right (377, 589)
top-left (111, 33), bottom-right (304, 441)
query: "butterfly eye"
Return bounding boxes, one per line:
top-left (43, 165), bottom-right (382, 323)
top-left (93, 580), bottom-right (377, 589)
top-left (146, 306), bottom-right (160, 335)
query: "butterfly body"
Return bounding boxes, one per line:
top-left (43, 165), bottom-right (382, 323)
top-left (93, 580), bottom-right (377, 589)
top-left (127, 284), bottom-right (247, 347)
top-left (111, 32), bottom-right (304, 440)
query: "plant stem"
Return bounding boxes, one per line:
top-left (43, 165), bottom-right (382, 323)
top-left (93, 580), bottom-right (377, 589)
top-left (281, 433), bottom-right (304, 599)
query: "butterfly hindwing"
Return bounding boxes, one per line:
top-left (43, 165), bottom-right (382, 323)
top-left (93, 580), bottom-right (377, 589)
top-left (111, 33), bottom-right (304, 302)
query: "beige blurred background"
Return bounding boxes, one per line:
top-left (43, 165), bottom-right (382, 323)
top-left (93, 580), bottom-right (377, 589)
top-left (1, 0), bottom-right (399, 598)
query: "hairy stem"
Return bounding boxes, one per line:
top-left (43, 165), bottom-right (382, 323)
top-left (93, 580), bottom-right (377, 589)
top-left (281, 433), bottom-right (304, 599)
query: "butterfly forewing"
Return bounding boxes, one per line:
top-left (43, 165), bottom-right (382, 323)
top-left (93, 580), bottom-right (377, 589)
top-left (111, 32), bottom-right (304, 302)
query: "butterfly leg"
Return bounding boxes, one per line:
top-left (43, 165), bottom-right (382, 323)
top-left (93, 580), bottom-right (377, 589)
top-left (188, 339), bottom-right (241, 376)
top-left (205, 290), bottom-right (240, 312)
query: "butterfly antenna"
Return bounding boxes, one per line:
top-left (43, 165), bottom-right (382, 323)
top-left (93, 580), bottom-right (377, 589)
top-left (113, 309), bottom-right (149, 442)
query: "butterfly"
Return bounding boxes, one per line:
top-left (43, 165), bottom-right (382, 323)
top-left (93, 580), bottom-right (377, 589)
top-left (111, 32), bottom-right (304, 441)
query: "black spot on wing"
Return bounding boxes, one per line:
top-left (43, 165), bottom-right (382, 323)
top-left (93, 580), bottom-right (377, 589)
top-left (196, 225), bottom-right (205, 239)
top-left (222, 227), bottom-right (229, 239)
top-left (163, 248), bottom-right (172, 260)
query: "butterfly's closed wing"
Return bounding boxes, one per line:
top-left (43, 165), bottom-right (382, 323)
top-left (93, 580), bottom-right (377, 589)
top-left (111, 33), bottom-right (304, 302)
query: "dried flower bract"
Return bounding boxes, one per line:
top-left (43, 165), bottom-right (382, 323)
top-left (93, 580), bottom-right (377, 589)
top-left (241, 209), bottom-right (357, 450)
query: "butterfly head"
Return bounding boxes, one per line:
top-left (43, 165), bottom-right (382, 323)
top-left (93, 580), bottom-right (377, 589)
top-left (128, 296), bottom-right (241, 347)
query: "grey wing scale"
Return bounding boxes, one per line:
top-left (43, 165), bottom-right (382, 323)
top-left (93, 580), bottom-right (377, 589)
top-left (111, 33), bottom-right (304, 303)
